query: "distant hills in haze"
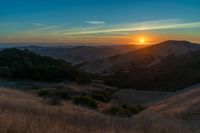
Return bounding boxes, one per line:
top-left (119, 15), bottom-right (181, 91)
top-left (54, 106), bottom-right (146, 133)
top-left (0, 44), bottom-right (146, 64)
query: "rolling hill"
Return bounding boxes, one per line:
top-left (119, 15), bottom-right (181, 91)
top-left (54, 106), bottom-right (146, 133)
top-left (134, 84), bottom-right (200, 133)
top-left (0, 48), bottom-right (88, 82)
top-left (80, 40), bottom-right (200, 73)
top-left (0, 82), bottom-right (199, 133)
top-left (80, 40), bottom-right (200, 91)
top-left (17, 45), bottom-right (146, 64)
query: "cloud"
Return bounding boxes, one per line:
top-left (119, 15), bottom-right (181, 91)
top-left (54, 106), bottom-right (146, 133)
top-left (63, 19), bottom-right (200, 35)
top-left (0, 22), bottom-right (45, 27)
top-left (85, 21), bottom-right (106, 25)
top-left (32, 23), bottom-right (45, 27)
top-left (4, 19), bottom-right (200, 40)
top-left (36, 24), bottom-right (66, 30)
top-left (22, 24), bottom-right (67, 35)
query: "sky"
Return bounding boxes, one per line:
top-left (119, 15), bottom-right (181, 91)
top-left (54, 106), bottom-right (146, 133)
top-left (0, 0), bottom-right (200, 45)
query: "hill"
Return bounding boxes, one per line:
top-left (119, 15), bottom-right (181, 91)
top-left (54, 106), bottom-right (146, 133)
top-left (0, 48), bottom-right (88, 82)
top-left (80, 40), bottom-right (200, 73)
top-left (137, 84), bottom-right (200, 132)
top-left (80, 40), bottom-right (200, 91)
top-left (0, 83), bottom-right (198, 133)
top-left (18, 45), bottom-right (146, 64)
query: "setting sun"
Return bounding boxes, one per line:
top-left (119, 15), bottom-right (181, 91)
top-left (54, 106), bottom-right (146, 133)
top-left (129, 35), bottom-right (152, 45)
top-left (140, 38), bottom-right (146, 44)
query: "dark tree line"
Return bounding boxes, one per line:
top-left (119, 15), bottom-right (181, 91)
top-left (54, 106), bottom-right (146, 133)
top-left (0, 48), bottom-right (90, 82)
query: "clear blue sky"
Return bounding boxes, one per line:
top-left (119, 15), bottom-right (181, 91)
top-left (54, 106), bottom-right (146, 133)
top-left (0, 0), bottom-right (200, 44)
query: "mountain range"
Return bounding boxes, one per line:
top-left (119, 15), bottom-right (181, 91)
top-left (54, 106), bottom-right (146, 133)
top-left (16, 45), bottom-right (146, 64)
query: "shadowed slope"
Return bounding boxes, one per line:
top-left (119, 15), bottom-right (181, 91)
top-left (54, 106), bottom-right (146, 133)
top-left (80, 40), bottom-right (200, 73)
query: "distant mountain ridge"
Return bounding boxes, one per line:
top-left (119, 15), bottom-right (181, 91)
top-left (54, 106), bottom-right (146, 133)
top-left (14, 45), bottom-right (146, 64)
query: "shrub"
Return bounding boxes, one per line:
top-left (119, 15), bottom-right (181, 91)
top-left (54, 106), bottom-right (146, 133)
top-left (38, 89), bottom-right (53, 97)
top-left (44, 96), bottom-right (62, 106)
top-left (73, 96), bottom-right (97, 109)
top-left (55, 90), bottom-right (70, 100)
top-left (104, 104), bottom-right (146, 117)
top-left (89, 90), bottom-right (113, 103)
top-left (38, 88), bottom-right (70, 100)
top-left (91, 93), bottom-right (109, 102)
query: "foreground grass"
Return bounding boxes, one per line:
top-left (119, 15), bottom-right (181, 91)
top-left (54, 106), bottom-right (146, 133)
top-left (0, 87), bottom-right (195, 133)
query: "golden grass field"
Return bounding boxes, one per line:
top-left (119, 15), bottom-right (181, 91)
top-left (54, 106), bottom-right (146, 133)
top-left (0, 86), bottom-right (199, 133)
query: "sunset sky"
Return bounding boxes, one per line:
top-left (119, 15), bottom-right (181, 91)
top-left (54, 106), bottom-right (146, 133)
top-left (0, 0), bottom-right (200, 45)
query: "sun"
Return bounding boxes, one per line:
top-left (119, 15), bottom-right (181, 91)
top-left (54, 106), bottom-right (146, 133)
top-left (129, 35), bottom-right (150, 45)
top-left (139, 38), bottom-right (146, 44)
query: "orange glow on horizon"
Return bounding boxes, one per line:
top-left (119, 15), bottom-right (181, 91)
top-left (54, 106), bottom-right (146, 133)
top-left (128, 34), bottom-right (160, 45)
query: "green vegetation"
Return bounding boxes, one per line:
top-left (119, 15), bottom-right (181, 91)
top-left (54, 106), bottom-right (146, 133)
top-left (38, 88), bottom-right (70, 100)
top-left (73, 96), bottom-right (97, 109)
top-left (38, 89), bottom-right (52, 97)
top-left (38, 88), bottom-right (71, 106)
top-left (104, 104), bottom-right (146, 117)
top-left (44, 96), bottom-right (62, 106)
top-left (89, 90), bottom-right (113, 103)
top-left (0, 48), bottom-right (90, 82)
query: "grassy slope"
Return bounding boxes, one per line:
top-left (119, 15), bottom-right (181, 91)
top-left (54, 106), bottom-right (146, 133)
top-left (0, 85), bottom-right (199, 133)
top-left (137, 84), bottom-right (200, 132)
top-left (0, 87), bottom-right (134, 133)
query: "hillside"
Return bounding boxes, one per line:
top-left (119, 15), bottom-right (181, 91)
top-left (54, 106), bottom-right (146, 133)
top-left (0, 48), bottom-right (88, 82)
top-left (0, 83), bottom-right (198, 133)
top-left (80, 40), bottom-right (200, 73)
top-left (18, 45), bottom-right (146, 64)
top-left (143, 84), bottom-right (200, 115)
top-left (79, 40), bottom-right (200, 91)
top-left (137, 84), bottom-right (200, 132)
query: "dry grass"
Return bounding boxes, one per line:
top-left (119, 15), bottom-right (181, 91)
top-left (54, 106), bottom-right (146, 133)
top-left (0, 87), bottom-right (197, 133)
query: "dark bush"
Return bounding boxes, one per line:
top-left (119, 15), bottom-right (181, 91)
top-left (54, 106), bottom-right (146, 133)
top-left (73, 96), bottom-right (97, 109)
top-left (38, 89), bottom-right (53, 97)
top-left (103, 104), bottom-right (145, 117)
top-left (55, 90), bottom-right (70, 100)
top-left (91, 93), bottom-right (108, 102)
top-left (88, 90), bottom-right (113, 103)
top-left (91, 93), bottom-right (110, 103)
top-left (45, 96), bottom-right (62, 106)
top-left (38, 88), bottom-right (70, 100)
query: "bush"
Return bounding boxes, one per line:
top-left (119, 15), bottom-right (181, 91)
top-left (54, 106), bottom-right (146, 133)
top-left (38, 89), bottom-right (53, 97)
top-left (91, 93), bottom-right (110, 103)
top-left (44, 96), bottom-right (62, 106)
top-left (104, 104), bottom-right (146, 117)
top-left (89, 90), bottom-right (113, 103)
top-left (55, 90), bottom-right (70, 100)
top-left (73, 96), bottom-right (97, 109)
top-left (38, 88), bottom-right (70, 100)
